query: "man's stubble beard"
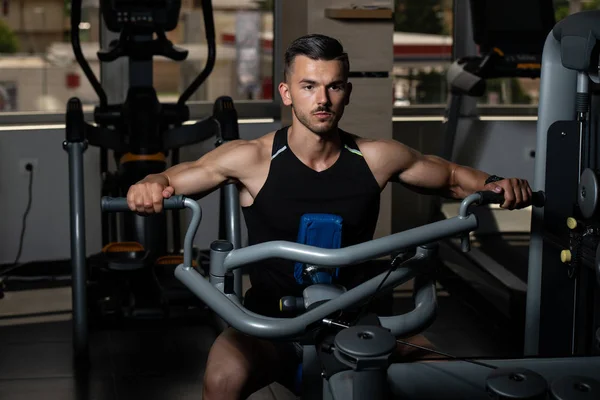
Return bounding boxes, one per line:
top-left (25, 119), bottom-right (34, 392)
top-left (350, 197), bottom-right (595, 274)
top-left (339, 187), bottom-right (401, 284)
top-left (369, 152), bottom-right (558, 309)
top-left (292, 104), bottom-right (344, 135)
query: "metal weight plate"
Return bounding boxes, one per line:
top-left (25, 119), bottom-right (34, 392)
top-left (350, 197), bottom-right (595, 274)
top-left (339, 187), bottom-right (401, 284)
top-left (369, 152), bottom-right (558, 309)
top-left (486, 368), bottom-right (548, 399)
top-left (550, 375), bottom-right (600, 400)
top-left (578, 168), bottom-right (599, 219)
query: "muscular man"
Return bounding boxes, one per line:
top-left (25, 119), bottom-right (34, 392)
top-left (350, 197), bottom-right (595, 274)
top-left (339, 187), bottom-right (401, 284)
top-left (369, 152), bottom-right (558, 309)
top-left (127, 34), bottom-right (532, 399)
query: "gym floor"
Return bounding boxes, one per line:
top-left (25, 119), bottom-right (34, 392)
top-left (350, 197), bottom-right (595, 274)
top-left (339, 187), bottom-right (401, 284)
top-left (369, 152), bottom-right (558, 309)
top-left (0, 262), bottom-right (521, 400)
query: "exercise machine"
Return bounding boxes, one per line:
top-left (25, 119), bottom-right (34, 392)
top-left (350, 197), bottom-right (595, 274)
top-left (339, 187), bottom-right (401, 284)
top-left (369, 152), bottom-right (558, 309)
top-left (433, 0), bottom-right (555, 339)
top-left (526, 9), bottom-right (600, 358)
top-left (101, 187), bottom-right (600, 399)
top-left (95, 8), bottom-right (600, 399)
top-left (64, 0), bottom-right (243, 361)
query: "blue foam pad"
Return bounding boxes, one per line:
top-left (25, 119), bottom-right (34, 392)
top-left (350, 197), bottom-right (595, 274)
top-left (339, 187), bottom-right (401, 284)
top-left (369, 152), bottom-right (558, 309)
top-left (294, 213), bottom-right (343, 285)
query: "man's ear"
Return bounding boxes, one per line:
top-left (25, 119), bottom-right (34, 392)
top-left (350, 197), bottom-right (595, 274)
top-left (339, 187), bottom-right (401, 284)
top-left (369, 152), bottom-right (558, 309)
top-left (278, 82), bottom-right (292, 106)
top-left (344, 82), bottom-right (353, 105)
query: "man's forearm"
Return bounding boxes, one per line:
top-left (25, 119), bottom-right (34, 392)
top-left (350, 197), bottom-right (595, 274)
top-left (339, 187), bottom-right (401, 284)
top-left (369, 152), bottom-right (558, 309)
top-left (138, 161), bottom-right (194, 188)
top-left (139, 173), bottom-right (169, 186)
top-left (450, 165), bottom-right (490, 199)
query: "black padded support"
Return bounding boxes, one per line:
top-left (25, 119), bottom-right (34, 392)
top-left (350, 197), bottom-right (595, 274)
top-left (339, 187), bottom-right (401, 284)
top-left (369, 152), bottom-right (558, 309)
top-left (553, 10), bottom-right (600, 71)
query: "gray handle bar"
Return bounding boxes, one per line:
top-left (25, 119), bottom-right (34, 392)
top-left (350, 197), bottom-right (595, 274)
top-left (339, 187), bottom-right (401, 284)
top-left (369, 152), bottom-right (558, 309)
top-left (101, 194), bottom-right (187, 212)
top-left (101, 192), bottom-right (516, 339)
top-left (175, 248), bottom-right (437, 339)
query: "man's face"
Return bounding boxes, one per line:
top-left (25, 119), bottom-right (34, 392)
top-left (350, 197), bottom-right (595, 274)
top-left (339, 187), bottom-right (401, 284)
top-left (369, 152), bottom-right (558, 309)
top-left (279, 55), bottom-right (352, 135)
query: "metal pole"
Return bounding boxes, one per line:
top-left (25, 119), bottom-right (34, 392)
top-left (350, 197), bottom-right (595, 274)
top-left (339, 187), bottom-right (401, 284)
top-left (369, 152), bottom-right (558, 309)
top-left (451, 0), bottom-right (478, 117)
top-left (65, 141), bottom-right (88, 361)
top-left (272, 0), bottom-right (284, 103)
top-left (223, 184), bottom-right (242, 298)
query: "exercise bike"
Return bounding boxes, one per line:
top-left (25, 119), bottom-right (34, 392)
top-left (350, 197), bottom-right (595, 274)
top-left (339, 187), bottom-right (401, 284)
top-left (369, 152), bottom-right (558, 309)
top-left (101, 188), bottom-right (598, 399)
top-left (64, 0), bottom-right (243, 362)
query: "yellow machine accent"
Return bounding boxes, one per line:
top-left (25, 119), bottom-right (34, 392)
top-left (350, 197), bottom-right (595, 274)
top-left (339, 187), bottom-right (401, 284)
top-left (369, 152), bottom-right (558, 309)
top-left (560, 250), bottom-right (572, 264)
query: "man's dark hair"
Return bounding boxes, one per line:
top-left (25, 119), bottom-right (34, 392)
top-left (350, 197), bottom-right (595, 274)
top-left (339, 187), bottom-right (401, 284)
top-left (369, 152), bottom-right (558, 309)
top-left (284, 34), bottom-right (350, 81)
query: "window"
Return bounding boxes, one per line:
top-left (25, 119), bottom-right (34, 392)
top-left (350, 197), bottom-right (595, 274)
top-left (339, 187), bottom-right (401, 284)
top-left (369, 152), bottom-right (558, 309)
top-left (0, 0), bottom-right (275, 113)
top-left (155, 0), bottom-right (274, 104)
top-left (392, 0), bottom-right (453, 107)
top-left (392, 0), bottom-right (600, 108)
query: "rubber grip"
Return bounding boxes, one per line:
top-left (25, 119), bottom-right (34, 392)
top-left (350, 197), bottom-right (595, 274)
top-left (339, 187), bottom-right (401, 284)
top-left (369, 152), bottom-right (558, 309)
top-left (163, 195), bottom-right (186, 210)
top-left (476, 191), bottom-right (505, 205)
top-left (101, 197), bottom-right (129, 212)
top-left (476, 190), bottom-right (546, 207)
top-left (101, 195), bottom-right (186, 212)
top-left (532, 191), bottom-right (546, 208)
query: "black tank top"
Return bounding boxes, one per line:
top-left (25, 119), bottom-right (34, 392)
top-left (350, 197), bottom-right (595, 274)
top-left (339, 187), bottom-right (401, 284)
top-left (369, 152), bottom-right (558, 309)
top-left (241, 126), bottom-right (381, 303)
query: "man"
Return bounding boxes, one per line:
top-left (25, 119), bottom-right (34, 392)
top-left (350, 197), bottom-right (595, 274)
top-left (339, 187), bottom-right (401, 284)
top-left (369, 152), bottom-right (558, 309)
top-left (127, 34), bottom-right (532, 399)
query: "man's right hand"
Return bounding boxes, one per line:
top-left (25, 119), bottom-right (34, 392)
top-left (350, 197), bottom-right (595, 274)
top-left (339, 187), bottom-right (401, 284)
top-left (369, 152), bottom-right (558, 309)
top-left (127, 177), bottom-right (175, 214)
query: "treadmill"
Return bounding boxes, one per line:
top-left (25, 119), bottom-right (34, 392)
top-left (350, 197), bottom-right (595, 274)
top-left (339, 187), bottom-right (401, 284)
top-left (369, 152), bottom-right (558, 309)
top-left (434, 0), bottom-right (556, 343)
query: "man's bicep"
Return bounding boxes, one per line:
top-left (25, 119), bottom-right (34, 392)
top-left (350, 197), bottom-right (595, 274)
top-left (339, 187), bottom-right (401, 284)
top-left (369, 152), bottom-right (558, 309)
top-left (212, 140), bottom-right (262, 180)
top-left (167, 141), bottom-right (253, 195)
top-left (384, 141), bottom-right (422, 183)
top-left (166, 161), bottom-right (226, 195)
top-left (397, 154), bottom-right (453, 190)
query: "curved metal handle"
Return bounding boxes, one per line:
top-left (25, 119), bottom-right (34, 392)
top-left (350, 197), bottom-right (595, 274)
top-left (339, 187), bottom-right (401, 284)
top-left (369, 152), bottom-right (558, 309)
top-left (175, 248), bottom-right (435, 340)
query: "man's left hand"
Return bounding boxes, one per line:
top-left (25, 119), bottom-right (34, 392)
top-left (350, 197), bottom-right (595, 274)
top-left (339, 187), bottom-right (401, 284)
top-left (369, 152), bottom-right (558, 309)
top-left (483, 178), bottom-right (533, 210)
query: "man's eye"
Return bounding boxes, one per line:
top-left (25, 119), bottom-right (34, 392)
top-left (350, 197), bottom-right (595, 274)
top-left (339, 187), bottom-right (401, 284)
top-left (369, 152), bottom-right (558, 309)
top-left (303, 85), bottom-right (313, 90)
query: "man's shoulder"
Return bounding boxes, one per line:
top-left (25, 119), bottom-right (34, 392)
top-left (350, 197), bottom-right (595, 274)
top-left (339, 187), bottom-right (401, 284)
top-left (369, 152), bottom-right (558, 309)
top-left (347, 134), bottom-right (412, 169)
top-left (349, 134), bottom-right (397, 154)
top-left (225, 130), bottom-right (277, 160)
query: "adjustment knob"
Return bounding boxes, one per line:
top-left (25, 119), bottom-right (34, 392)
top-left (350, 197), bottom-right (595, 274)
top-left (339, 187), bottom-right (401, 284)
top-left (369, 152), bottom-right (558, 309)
top-left (280, 296), bottom-right (303, 312)
top-left (561, 250), bottom-right (572, 263)
top-left (567, 217), bottom-right (578, 230)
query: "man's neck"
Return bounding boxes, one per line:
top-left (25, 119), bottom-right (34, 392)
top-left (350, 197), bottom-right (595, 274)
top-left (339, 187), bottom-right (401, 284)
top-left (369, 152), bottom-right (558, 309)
top-left (288, 122), bottom-right (342, 172)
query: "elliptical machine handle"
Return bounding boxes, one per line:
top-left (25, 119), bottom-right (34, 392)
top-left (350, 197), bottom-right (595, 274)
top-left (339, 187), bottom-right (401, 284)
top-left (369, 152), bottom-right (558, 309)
top-left (101, 195), bottom-right (187, 212)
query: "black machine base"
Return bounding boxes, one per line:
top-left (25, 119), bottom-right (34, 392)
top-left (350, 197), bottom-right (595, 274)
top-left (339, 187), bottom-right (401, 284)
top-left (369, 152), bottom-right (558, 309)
top-left (86, 249), bottom-right (211, 324)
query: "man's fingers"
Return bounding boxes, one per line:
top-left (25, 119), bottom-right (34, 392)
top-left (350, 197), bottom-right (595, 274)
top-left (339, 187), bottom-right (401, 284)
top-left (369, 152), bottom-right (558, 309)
top-left (126, 182), bottom-right (172, 215)
top-left (152, 188), bottom-right (164, 213)
top-left (127, 191), bottom-right (136, 211)
top-left (143, 190), bottom-right (154, 213)
top-left (501, 182), bottom-right (517, 209)
top-left (521, 184), bottom-right (530, 207)
top-left (135, 193), bottom-right (146, 214)
top-left (512, 179), bottom-right (523, 209)
top-left (484, 183), bottom-right (503, 194)
top-left (163, 186), bottom-right (175, 198)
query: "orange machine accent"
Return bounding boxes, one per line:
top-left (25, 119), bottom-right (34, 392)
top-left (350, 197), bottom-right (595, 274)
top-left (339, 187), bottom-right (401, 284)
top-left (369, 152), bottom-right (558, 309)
top-left (516, 63), bottom-right (541, 70)
top-left (156, 255), bottom-right (198, 268)
top-left (102, 242), bottom-right (145, 253)
top-left (119, 153), bottom-right (166, 165)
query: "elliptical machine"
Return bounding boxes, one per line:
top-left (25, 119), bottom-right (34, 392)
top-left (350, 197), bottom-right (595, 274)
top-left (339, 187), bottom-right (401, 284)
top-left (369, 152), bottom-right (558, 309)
top-left (64, 0), bottom-right (243, 361)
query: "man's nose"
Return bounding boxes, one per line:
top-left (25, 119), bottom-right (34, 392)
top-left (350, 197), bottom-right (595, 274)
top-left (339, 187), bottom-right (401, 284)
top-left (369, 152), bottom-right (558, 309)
top-left (316, 87), bottom-right (330, 105)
